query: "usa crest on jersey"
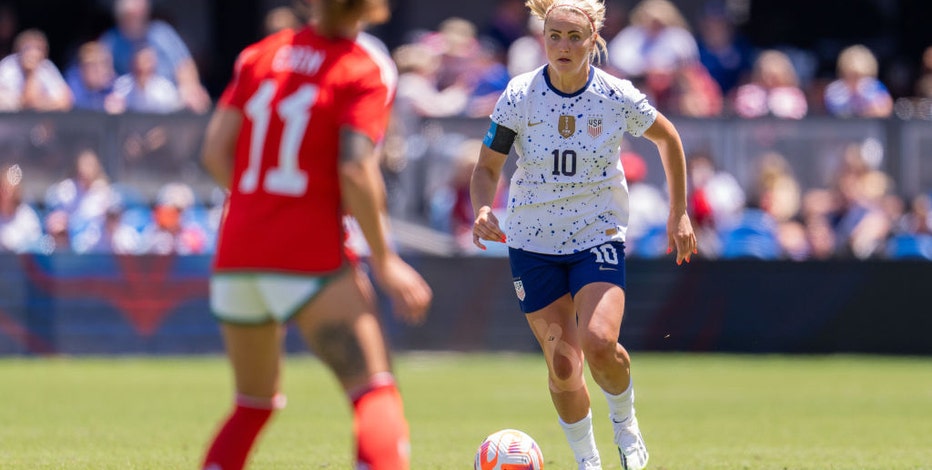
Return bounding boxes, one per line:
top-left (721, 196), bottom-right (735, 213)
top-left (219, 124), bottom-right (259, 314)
top-left (588, 116), bottom-right (603, 137)
top-left (513, 279), bottom-right (526, 300)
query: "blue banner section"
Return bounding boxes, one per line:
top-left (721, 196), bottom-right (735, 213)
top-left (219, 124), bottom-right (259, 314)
top-left (1, 254), bottom-right (930, 356)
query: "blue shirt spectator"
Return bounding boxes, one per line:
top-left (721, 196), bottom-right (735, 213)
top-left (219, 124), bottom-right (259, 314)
top-left (98, 0), bottom-right (210, 113)
top-left (66, 41), bottom-right (121, 113)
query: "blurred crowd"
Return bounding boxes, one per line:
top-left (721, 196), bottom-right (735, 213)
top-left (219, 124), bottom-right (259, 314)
top-left (0, 0), bottom-right (930, 260)
top-left (0, 0), bottom-right (210, 114)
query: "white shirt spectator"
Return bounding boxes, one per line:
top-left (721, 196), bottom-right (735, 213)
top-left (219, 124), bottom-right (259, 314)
top-left (0, 54), bottom-right (71, 111)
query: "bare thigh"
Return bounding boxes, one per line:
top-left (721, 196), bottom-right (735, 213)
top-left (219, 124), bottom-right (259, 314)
top-left (526, 294), bottom-right (584, 388)
top-left (292, 266), bottom-right (391, 392)
top-left (220, 321), bottom-right (285, 398)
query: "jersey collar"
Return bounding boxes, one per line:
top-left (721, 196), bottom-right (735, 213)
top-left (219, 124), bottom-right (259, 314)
top-left (543, 65), bottom-right (595, 98)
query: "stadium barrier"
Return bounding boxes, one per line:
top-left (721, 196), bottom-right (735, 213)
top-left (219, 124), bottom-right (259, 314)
top-left (2, 112), bottom-right (931, 217)
top-left (1, 253), bottom-right (930, 356)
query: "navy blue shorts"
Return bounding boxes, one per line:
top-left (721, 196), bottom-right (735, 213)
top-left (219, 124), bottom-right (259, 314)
top-left (508, 241), bottom-right (627, 313)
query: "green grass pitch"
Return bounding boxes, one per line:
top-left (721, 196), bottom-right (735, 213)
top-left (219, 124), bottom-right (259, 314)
top-left (1, 352), bottom-right (930, 469)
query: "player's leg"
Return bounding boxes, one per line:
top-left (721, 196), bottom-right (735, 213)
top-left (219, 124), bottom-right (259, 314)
top-left (570, 242), bottom-right (647, 470)
top-left (574, 285), bottom-right (647, 470)
top-left (203, 277), bottom-right (285, 470)
top-left (203, 322), bottom-right (284, 470)
top-left (526, 295), bottom-right (602, 469)
top-left (291, 266), bottom-right (409, 470)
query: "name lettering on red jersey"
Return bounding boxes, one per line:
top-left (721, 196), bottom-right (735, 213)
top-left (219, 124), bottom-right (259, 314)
top-left (272, 46), bottom-right (325, 76)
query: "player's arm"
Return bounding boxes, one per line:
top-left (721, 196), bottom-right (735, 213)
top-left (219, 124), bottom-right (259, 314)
top-left (642, 111), bottom-right (697, 264)
top-left (339, 127), bottom-right (432, 323)
top-left (470, 121), bottom-right (513, 250)
top-left (201, 106), bottom-right (242, 190)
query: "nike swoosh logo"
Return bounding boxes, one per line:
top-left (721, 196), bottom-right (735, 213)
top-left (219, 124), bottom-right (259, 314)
top-left (528, 121), bottom-right (544, 127)
top-left (599, 265), bottom-right (618, 271)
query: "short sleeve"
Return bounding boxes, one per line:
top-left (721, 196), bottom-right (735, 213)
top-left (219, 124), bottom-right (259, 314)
top-left (217, 47), bottom-right (257, 111)
top-left (489, 80), bottom-right (523, 133)
top-left (338, 65), bottom-right (392, 143)
top-left (619, 80), bottom-right (657, 137)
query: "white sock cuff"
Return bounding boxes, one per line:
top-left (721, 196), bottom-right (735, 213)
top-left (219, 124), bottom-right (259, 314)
top-left (602, 377), bottom-right (634, 402)
top-left (558, 408), bottom-right (593, 429)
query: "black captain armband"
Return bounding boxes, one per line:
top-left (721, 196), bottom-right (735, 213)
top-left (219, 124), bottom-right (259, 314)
top-left (482, 121), bottom-right (517, 155)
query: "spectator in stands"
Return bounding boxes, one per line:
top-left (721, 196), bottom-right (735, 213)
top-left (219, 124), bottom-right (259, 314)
top-left (732, 49), bottom-right (808, 119)
top-left (140, 182), bottom-right (208, 255)
top-left (37, 209), bottom-right (72, 254)
top-left (0, 164), bottom-right (41, 253)
top-left (72, 193), bottom-right (142, 254)
top-left (392, 41), bottom-right (470, 120)
top-left (823, 44), bottom-right (893, 118)
top-left (465, 39), bottom-right (511, 118)
top-left (897, 192), bottom-right (932, 236)
top-left (899, 45), bottom-right (932, 120)
top-left (99, 0), bottom-right (210, 113)
top-left (831, 143), bottom-right (895, 258)
top-left (439, 138), bottom-right (506, 252)
top-left (507, 15), bottom-right (546, 77)
top-left (665, 60), bottom-right (723, 117)
top-left (799, 188), bottom-right (839, 259)
top-left (421, 17), bottom-right (483, 90)
top-left (0, 29), bottom-right (73, 112)
top-left (484, 0), bottom-right (529, 53)
top-left (621, 151), bottom-right (669, 257)
top-left (45, 148), bottom-right (113, 229)
top-left (607, 0), bottom-right (700, 103)
top-left (753, 151), bottom-right (808, 259)
top-left (109, 45), bottom-right (184, 113)
top-left (66, 41), bottom-right (123, 113)
top-left (686, 151), bottom-right (744, 257)
top-left (695, 0), bottom-right (754, 97)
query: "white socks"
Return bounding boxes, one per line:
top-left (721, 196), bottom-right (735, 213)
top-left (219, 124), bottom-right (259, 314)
top-left (602, 378), bottom-right (635, 423)
top-left (559, 409), bottom-right (602, 464)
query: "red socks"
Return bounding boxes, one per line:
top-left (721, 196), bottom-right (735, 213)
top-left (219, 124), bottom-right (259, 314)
top-left (203, 377), bottom-right (410, 470)
top-left (352, 375), bottom-right (411, 470)
top-left (202, 394), bottom-right (284, 470)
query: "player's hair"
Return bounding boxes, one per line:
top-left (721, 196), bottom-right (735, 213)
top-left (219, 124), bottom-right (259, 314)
top-left (525, 0), bottom-right (608, 64)
top-left (319, 0), bottom-right (390, 25)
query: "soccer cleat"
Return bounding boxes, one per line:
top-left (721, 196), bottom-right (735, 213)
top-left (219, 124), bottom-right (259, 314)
top-left (578, 455), bottom-right (603, 470)
top-left (612, 415), bottom-right (649, 470)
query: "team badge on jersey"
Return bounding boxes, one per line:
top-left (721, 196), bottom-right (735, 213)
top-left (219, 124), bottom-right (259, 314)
top-left (513, 279), bottom-right (526, 300)
top-left (559, 115), bottom-right (575, 138)
top-left (588, 116), bottom-right (603, 137)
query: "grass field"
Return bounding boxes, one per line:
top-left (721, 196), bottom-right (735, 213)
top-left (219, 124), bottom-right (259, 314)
top-left (1, 352), bottom-right (931, 469)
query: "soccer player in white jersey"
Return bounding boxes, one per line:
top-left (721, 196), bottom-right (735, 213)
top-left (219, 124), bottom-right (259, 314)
top-left (470, 1), bottom-right (697, 469)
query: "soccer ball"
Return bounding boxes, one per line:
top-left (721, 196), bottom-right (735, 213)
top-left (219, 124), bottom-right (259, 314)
top-left (474, 428), bottom-right (544, 470)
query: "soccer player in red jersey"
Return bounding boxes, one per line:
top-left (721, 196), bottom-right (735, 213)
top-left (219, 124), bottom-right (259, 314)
top-left (199, 1), bottom-right (432, 469)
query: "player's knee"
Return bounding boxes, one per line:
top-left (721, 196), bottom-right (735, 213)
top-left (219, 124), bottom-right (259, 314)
top-left (580, 331), bottom-right (621, 369)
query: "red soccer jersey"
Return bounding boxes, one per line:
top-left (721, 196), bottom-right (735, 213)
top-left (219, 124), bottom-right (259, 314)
top-left (213, 27), bottom-right (396, 273)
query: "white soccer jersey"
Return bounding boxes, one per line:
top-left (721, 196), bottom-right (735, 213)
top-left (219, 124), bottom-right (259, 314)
top-left (490, 65), bottom-right (658, 254)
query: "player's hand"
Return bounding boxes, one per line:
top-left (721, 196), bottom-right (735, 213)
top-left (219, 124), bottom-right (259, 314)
top-left (666, 211), bottom-right (698, 265)
top-left (473, 206), bottom-right (507, 251)
top-left (369, 253), bottom-right (432, 325)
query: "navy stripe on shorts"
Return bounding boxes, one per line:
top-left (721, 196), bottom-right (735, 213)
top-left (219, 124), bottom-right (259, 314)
top-left (508, 241), bottom-right (627, 313)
